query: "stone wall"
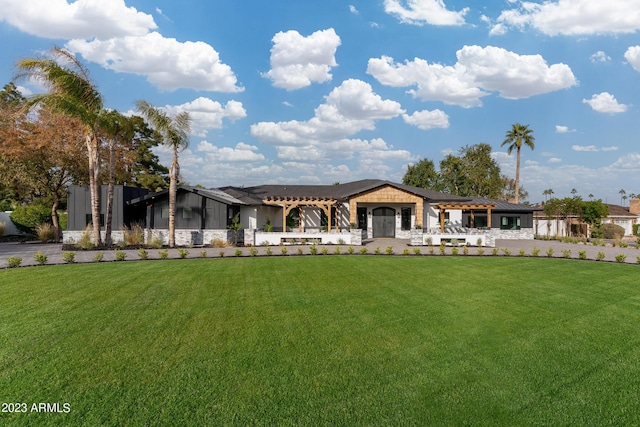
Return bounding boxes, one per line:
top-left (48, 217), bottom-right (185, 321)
top-left (486, 228), bottom-right (535, 242)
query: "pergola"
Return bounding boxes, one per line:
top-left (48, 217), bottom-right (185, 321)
top-left (434, 202), bottom-right (496, 231)
top-left (263, 196), bottom-right (339, 232)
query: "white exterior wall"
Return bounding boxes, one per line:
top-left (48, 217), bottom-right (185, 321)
top-left (0, 212), bottom-right (24, 236)
top-left (425, 206), bottom-right (463, 232)
top-left (240, 206), bottom-right (258, 230)
top-left (534, 218), bottom-right (568, 237)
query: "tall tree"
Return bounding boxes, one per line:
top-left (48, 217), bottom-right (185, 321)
top-left (502, 123), bottom-right (535, 204)
top-left (439, 144), bottom-right (503, 198)
top-left (501, 176), bottom-right (529, 203)
top-left (15, 48), bottom-right (104, 245)
top-left (403, 158), bottom-right (439, 189)
top-left (135, 100), bottom-right (191, 248)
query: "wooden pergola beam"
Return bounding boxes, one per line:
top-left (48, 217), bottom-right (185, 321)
top-left (263, 197), bottom-right (338, 231)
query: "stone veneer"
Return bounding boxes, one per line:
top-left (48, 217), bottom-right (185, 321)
top-left (63, 229), bottom-right (234, 246)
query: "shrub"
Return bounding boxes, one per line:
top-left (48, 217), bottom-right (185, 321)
top-left (334, 246), bottom-right (341, 255)
top-left (297, 248), bottom-right (304, 255)
top-left (123, 223), bottom-right (144, 246)
top-left (337, 238), bottom-right (346, 245)
top-left (347, 245), bottom-right (355, 254)
top-left (158, 249), bottom-right (169, 260)
top-left (428, 247), bottom-right (435, 255)
top-left (92, 252), bottom-right (104, 262)
top-left (234, 249), bottom-right (243, 257)
top-left (6, 256), bottom-right (22, 268)
top-left (385, 246), bottom-right (394, 255)
top-left (265, 246), bottom-right (272, 256)
top-left (578, 250), bottom-right (587, 260)
top-left (77, 225), bottom-right (94, 250)
top-left (149, 237), bottom-right (163, 249)
top-left (249, 247), bottom-right (258, 257)
top-left (463, 246), bottom-right (469, 256)
top-left (138, 248), bottom-right (149, 260)
top-left (546, 248), bottom-right (554, 257)
top-left (451, 247), bottom-right (459, 255)
top-left (476, 237), bottom-right (483, 247)
top-left (492, 248), bottom-right (499, 256)
top-left (562, 250), bottom-right (571, 259)
top-left (532, 247), bottom-right (540, 257)
top-left (321, 247), bottom-right (329, 255)
top-left (633, 224), bottom-right (640, 236)
top-left (280, 246), bottom-right (288, 255)
top-left (211, 238), bottom-right (228, 248)
top-left (62, 251), bottom-right (76, 263)
top-left (403, 248), bottom-right (411, 255)
top-left (636, 256), bottom-right (640, 264)
top-left (425, 236), bottom-right (433, 246)
top-left (477, 248), bottom-right (485, 255)
top-left (359, 247), bottom-right (368, 255)
top-left (9, 204), bottom-right (52, 234)
top-left (615, 254), bottom-right (627, 263)
top-left (413, 248), bottom-right (421, 255)
top-left (35, 223), bottom-right (55, 243)
top-left (309, 245), bottom-right (318, 255)
top-left (596, 251), bottom-right (605, 261)
top-left (602, 223), bottom-right (625, 240)
top-left (34, 251), bottom-right (48, 265)
top-left (519, 249), bottom-right (526, 257)
top-left (178, 248), bottom-right (190, 259)
top-left (114, 249), bottom-right (126, 261)
top-left (439, 244), bottom-right (446, 255)
top-left (502, 248), bottom-right (511, 256)
top-left (200, 250), bottom-right (207, 258)
top-left (618, 240), bottom-right (629, 248)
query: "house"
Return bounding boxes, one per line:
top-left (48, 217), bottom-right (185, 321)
top-left (64, 180), bottom-right (537, 247)
top-left (602, 203), bottom-right (640, 236)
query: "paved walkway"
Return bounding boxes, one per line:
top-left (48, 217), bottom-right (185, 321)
top-left (1, 238), bottom-right (639, 268)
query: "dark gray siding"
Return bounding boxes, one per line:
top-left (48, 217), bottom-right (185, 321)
top-left (67, 186), bottom-right (148, 230)
top-left (146, 189), bottom-right (230, 230)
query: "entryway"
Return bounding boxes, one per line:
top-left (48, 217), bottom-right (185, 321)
top-left (372, 207), bottom-right (395, 238)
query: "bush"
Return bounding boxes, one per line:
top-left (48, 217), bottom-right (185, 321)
top-left (374, 246), bottom-right (382, 255)
top-left (158, 249), bottom-right (169, 260)
top-left (333, 246), bottom-right (341, 255)
top-left (92, 252), bottom-right (104, 262)
top-left (123, 223), bottom-right (144, 246)
top-left (114, 249), bottom-right (126, 261)
top-left (596, 251), bottom-right (605, 261)
top-left (297, 248), bottom-right (304, 255)
top-left (35, 223), bottom-right (55, 243)
top-left (562, 250), bottom-right (572, 259)
top-left (34, 251), bottom-right (48, 265)
top-left (178, 248), bottom-right (190, 259)
top-left (519, 249), bottom-right (526, 257)
top-left (413, 248), bottom-right (421, 255)
top-left (615, 254), bottom-right (627, 263)
top-left (77, 225), bottom-right (94, 250)
top-left (492, 248), bottom-right (499, 256)
top-left (211, 238), bottom-right (228, 248)
top-left (265, 247), bottom-right (272, 256)
top-left (9, 204), bottom-right (52, 234)
top-left (360, 247), bottom-right (368, 255)
top-left (200, 250), bottom-right (207, 258)
top-left (578, 250), bottom-right (587, 260)
top-left (6, 256), bottom-right (22, 268)
top-left (403, 248), bottom-right (411, 255)
top-left (477, 248), bottom-right (485, 255)
top-left (149, 237), bottom-right (163, 249)
top-left (347, 245), bottom-right (355, 254)
top-left (62, 251), bottom-right (76, 263)
top-left (532, 247), bottom-right (540, 257)
top-left (546, 248), bottom-right (554, 257)
top-left (602, 223), bottom-right (625, 240)
top-left (309, 245), bottom-right (318, 255)
top-left (633, 224), bottom-right (640, 236)
top-left (138, 248), bottom-right (149, 260)
top-left (451, 247), bottom-right (458, 255)
top-left (249, 247), bottom-right (258, 257)
top-left (234, 249), bottom-right (243, 257)
top-left (425, 236), bottom-right (433, 246)
top-left (321, 247), bottom-right (329, 255)
top-left (502, 248), bottom-right (511, 256)
top-left (280, 246), bottom-right (288, 255)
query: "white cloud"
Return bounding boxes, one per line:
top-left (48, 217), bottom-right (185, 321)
top-left (590, 51), bottom-right (611, 63)
top-left (555, 125), bottom-right (575, 133)
top-left (624, 46), bottom-right (640, 72)
top-left (196, 141), bottom-right (265, 163)
top-left (493, 0), bottom-right (640, 36)
top-left (402, 109), bottom-right (450, 130)
top-left (384, 0), bottom-right (469, 26)
top-left (263, 28), bottom-right (341, 90)
top-left (349, 5), bottom-right (359, 15)
top-left (66, 32), bottom-right (243, 92)
top-left (572, 144), bottom-right (619, 152)
top-left (582, 92), bottom-right (628, 114)
top-left (610, 153), bottom-right (640, 170)
top-left (251, 79), bottom-right (407, 164)
top-left (0, 0), bottom-right (156, 39)
top-left (367, 46), bottom-right (577, 107)
top-left (548, 157), bottom-right (562, 163)
top-left (160, 97), bottom-right (247, 137)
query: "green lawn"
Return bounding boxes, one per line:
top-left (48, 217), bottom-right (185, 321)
top-left (1, 257), bottom-right (640, 426)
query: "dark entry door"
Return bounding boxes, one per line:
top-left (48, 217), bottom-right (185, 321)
top-left (372, 207), bottom-right (395, 238)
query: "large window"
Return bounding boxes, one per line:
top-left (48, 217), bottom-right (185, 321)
top-left (500, 216), bottom-right (521, 230)
top-left (401, 207), bottom-right (411, 230)
top-left (357, 207), bottom-right (367, 229)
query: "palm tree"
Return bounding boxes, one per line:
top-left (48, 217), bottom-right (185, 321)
top-left (136, 100), bottom-right (191, 248)
top-left (15, 48), bottom-right (104, 245)
top-left (619, 189), bottom-right (626, 206)
top-left (588, 193), bottom-right (594, 200)
top-left (502, 123), bottom-right (535, 204)
top-left (571, 188), bottom-right (578, 198)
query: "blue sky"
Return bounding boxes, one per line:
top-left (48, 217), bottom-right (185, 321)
top-left (2, 0), bottom-right (640, 204)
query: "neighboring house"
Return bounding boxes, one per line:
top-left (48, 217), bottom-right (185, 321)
top-left (603, 203), bottom-right (640, 236)
top-left (65, 179), bottom-right (537, 246)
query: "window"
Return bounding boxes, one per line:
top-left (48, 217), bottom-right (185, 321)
top-left (500, 216), bottom-right (521, 230)
top-left (161, 208), bottom-right (169, 219)
top-left (182, 208), bottom-right (192, 219)
top-left (401, 207), bottom-right (411, 230)
top-left (443, 212), bottom-right (450, 225)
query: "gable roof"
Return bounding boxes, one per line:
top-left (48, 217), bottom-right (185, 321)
top-left (129, 185), bottom-right (245, 206)
top-left (219, 179), bottom-right (470, 205)
top-left (606, 204), bottom-right (639, 217)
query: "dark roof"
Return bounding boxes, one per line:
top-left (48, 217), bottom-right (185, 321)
top-left (606, 204), bottom-right (638, 217)
top-left (129, 185), bottom-right (245, 206)
top-left (219, 179), bottom-right (470, 205)
top-left (470, 197), bottom-right (539, 212)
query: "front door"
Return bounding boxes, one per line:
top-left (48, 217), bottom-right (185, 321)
top-left (372, 207), bottom-right (395, 238)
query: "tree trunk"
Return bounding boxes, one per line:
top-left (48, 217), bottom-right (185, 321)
top-left (514, 146), bottom-right (521, 204)
top-left (51, 195), bottom-right (60, 243)
top-left (168, 145), bottom-right (178, 248)
top-left (86, 132), bottom-right (102, 246)
top-left (104, 139), bottom-right (116, 246)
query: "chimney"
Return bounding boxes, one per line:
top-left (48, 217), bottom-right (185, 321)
top-left (630, 199), bottom-right (640, 215)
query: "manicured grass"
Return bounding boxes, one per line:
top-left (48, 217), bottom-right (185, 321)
top-left (1, 257), bottom-right (640, 426)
